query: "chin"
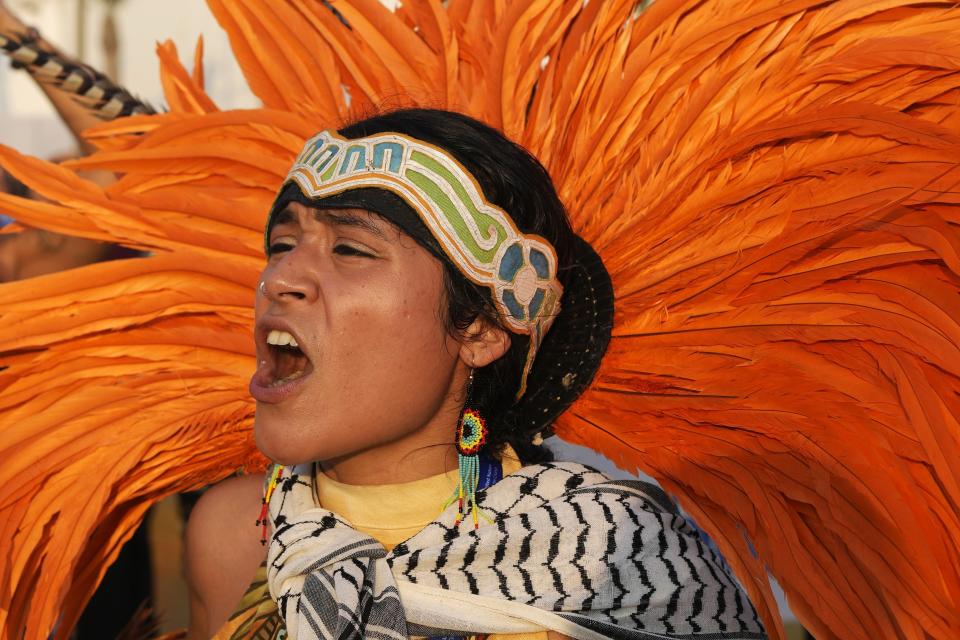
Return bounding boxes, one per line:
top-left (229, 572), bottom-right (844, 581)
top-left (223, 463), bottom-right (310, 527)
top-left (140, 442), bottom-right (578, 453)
top-left (253, 408), bottom-right (357, 466)
top-left (254, 413), bottom-right (315, 466)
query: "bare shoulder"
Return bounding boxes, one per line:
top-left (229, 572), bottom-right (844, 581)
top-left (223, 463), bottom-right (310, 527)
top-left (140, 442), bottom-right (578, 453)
top-left (184, 472), bottom-right (267, 639)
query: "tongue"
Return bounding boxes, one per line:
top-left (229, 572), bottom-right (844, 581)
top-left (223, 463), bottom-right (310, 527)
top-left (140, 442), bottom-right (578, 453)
top-left (274, 347), bottom-right (308, 383)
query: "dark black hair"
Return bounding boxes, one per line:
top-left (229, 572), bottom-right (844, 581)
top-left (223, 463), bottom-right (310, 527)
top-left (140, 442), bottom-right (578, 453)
top-left (339, 109), bottom-right (576, 463)
top-left (1, 169), bottom-right (30, 199)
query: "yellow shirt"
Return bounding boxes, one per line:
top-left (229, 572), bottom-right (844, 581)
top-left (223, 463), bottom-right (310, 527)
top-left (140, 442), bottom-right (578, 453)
top-left (215, 449), bottom-right (548, 640)
top-left (315, 448), bottom-right (522, 551)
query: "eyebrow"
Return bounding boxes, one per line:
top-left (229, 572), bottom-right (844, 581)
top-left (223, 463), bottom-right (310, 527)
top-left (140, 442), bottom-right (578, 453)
top-left (272, 207), bottom-right (389, 241)
top-left (322, 209), bottom-right (390, 240)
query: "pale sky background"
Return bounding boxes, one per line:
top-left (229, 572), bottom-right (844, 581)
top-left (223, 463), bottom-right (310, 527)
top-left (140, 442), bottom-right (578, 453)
top-left (0, 0), bottom-right (798, 626)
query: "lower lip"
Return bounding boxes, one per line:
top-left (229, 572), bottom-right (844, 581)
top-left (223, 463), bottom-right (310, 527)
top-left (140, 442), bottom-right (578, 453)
top-left (249, 364), bottom-right (313, 404)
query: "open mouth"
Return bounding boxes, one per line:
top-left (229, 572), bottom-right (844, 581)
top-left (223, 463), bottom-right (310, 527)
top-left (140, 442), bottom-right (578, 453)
top-left (250, 326), bottom-right (314, 404)
top-left (263, 329), bottom-right (313, 386)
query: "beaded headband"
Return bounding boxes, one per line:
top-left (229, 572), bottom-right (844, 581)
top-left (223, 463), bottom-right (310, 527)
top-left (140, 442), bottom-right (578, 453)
top-left (271, 130), bottom-right (565, 396)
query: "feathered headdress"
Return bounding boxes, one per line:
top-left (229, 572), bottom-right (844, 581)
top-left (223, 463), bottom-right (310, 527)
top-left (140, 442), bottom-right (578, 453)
top-left (1, 1), bottom-right (958, 639)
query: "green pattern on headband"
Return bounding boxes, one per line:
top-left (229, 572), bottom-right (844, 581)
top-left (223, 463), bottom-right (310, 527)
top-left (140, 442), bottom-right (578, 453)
top-left (275, 130), bottom-right (564, 397)
top-left (407, 152), bottom-right (506, 262)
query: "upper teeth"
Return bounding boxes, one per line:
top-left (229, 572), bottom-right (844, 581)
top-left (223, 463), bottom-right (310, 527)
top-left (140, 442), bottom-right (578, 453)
top-left (267, 330), bottom-right (299, 348)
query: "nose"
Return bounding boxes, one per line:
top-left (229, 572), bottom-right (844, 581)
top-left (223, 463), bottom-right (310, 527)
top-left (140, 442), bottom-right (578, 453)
top-left (260, 251), bottom-right (319, 303)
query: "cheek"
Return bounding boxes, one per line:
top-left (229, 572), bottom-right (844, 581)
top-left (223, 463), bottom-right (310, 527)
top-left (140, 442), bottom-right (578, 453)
top-left (338, 273), bottom-right (455, 399)
top-left (368, 277), bottom-right (447, 349)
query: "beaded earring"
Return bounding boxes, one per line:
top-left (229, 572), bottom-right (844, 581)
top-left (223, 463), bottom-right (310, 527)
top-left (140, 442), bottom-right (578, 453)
top-left (258, 463), bottom-right (284, 545)
top-left (443, 370), bottom-right (490, 529)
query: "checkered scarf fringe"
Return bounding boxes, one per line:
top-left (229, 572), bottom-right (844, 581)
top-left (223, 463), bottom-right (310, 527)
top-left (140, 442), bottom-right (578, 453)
top-left (267, 462), bottom-right (768, 640)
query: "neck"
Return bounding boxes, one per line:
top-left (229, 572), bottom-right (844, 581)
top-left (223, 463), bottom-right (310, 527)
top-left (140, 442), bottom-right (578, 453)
top-left (318, 374), bottom-right (468, 485)
top-left (320, 366), bottom-right (470, 485)
top-left (319, 433), bottom-right (459, 485)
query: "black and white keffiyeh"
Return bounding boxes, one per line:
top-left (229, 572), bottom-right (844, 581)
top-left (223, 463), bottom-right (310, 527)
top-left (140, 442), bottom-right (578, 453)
top-left (267, 462), bottom-right (768, 640)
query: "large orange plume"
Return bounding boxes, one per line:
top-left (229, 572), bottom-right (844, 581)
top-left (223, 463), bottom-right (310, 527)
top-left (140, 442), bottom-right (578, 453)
top-left (1, 1), bottom-right (958, 639)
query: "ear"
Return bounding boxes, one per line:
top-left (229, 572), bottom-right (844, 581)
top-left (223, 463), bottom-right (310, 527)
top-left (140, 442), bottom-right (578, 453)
top-left (459, 316), bottom-right (511, 368)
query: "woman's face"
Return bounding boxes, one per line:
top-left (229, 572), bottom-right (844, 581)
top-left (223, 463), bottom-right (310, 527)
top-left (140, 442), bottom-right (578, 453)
top-left (251, 201), bottom-right (464, 466)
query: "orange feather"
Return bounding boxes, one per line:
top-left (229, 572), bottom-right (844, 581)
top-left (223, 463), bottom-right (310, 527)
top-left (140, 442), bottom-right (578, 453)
top-left (157, 39), bottom-right (218, 115)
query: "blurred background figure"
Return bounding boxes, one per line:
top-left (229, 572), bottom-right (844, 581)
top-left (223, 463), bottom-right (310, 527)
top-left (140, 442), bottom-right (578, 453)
top-left (0, 1), bottom-right (254, 634)
top-left (0, 164), bottom-right (137, 283)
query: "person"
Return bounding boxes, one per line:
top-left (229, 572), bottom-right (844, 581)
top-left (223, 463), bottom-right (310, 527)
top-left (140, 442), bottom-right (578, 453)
top-left (0, 167), bottom-right (136, 283)
top-left (1, 2), bottom-right (958, 639)
top-left (183, 108), bottom-right (767, 639)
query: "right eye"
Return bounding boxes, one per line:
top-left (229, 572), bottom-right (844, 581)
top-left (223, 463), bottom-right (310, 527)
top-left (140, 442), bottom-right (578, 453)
top-left (267, 241), bottom-right (294, 257)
